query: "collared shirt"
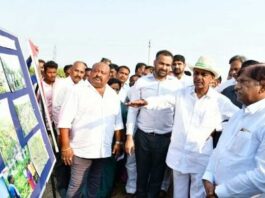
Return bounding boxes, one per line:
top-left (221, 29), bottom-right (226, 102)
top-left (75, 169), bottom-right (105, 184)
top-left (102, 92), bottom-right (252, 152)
top-left (52, 77), bottom-right (85, 128)
top-left (203, 98), bottom-right (265, 197)
top-left (146, 86), bottom-right (238, 173)
top-left (178, 74), bottom-right (193, 88)
top-left (119, 83), bottom-right (130, 103)
top-left (126, 74), bottom-right (182, 135)
top-left (58, 83), bottom-right (123, 159)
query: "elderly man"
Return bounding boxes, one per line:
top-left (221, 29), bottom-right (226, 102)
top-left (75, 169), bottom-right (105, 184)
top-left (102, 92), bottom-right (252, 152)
top-left (128, 56), bottom-right (239, 198)
top-left (58, 62), bottom-right (123, 197)
top-left (203, 64), bottom-right (265, 198)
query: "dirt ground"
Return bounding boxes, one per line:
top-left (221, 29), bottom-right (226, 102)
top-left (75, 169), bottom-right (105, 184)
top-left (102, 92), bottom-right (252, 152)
top-left (42, 176), bottom-right (173, 198)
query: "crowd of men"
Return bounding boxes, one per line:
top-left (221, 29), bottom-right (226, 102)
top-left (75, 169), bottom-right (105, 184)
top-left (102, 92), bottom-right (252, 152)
top-left (33, 51), bottom-right (265, 198)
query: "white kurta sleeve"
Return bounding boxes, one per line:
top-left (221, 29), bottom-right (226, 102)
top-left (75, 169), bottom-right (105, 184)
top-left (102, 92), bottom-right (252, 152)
top-left (126, 84), bottom-right (140, 135)
top-left (145, 94), bottom-right (176, 110)
top-left (58, 87), bottom-right (79, 129)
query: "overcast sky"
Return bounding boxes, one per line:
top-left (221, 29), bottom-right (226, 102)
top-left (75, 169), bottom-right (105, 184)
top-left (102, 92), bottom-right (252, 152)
top-left (1, 0), bottom-right (265, 78)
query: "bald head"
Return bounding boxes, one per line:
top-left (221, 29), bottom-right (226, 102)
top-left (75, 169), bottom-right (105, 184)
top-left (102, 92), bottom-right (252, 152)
top-left (89, 62), bottom-right (110, 88)
top-left (70, 61), bottom-right (86, 84)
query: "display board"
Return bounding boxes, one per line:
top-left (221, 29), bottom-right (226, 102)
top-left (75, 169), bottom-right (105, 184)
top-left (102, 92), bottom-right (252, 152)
top-left (0, 28), bottom-right (56, 197)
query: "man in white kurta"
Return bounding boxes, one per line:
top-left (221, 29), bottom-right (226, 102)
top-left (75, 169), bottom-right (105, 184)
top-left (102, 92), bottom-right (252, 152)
top-left (203, 64), bottom-right (265, 197)
top-left (128, 56), bottom-right (239, 198)
top-left (58, 62), bottom-right (123, 197)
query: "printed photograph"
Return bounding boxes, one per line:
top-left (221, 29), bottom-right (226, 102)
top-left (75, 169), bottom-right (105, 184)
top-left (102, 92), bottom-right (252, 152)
top-left (27, 130), bottom-right (49, 176)
top-left (0, 58), bottom-right (10, 94)
top-left (0, 53), bottom-right (25, 92)
top-left (0, 146), bottom-right (38, 198)
top-left (13, 94), bottom-right (38, 137)
top-left (0, 98), bottom-right (21, 165)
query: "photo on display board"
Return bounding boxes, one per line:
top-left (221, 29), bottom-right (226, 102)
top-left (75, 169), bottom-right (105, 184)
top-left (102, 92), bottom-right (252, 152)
top-left (13, 94), bottom-right (38, 137)
top-left (0, 58), bottom-right (10, 94)
top-left (0, 53), bottom-right (25, 92)
top-left (0, 146), bottom-right (37, 198)
top-left (0, 98), bottom-right (21, 165)
top-left (27, 130), bottom-right (49, 176)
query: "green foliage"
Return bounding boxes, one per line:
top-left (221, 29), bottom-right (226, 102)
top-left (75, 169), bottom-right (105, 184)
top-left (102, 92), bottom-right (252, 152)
top-left (57, 68), bottom-right (65, 78)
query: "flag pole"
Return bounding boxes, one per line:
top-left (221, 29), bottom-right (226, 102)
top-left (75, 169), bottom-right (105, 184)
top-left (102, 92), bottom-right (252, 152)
top-left (148, 40), bottom-right (151, 65)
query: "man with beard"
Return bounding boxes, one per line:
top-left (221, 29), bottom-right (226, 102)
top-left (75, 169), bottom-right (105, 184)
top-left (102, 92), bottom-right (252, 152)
top-left (58, 62), bottom-right (123, 197)
top-left (172, 54), bottom-right (193, 87)
top-left (127, 56), bottom-right (238, 198)
top-left (203, 64), bottom-right (265, 197)
top-left (125, 50), bottom-right (182, 198)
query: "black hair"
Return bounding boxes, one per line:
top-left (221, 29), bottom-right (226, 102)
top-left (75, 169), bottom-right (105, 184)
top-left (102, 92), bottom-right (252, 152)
top-left (156, 50), bottom-right (173, 59)
top-left (44, 60), bottom-right (58, 72)
top-left (118, 65), bottom-right (130, 73)
top-left (229, 55), bottom-right (246, 64)
top-left (7, 175), bottom-right (13, 183)
top-left (101, 57), bottom-right (111, 64)
top-left (109, 64), bottom-right (119, 71)
top-left (108, 78), bottom-right (122, 88)
top-left (63, 64), bottom-right (72, 73)
top-left (85, 67), bottom-right (92, 72)
top-left (173, 54), bottom-right (185, 63)
top-left (135, 63), bottom-right (147, 73)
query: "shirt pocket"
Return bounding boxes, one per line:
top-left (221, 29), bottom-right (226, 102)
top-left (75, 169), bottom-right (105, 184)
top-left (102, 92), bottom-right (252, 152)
top-left (227, 129), bottom-right (253, 157)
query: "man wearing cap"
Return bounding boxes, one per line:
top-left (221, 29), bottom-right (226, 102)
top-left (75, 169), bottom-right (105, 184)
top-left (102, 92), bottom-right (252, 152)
top-left (127, 56), bottom-right (239, 198)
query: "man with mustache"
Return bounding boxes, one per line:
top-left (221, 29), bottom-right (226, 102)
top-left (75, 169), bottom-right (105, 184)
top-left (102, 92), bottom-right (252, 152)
top-left (52, 61), bottom-right (86, 197)
top-left (172, 54), bottom-right (193, 87)
top-left (125, 50), bottom-right (182, 198)
top-left (203, 64), bottom-right (265, 198)
top-left (127, 56), bottom-right (238, 198)
top-left (58, 62), bottom-right (123, 197)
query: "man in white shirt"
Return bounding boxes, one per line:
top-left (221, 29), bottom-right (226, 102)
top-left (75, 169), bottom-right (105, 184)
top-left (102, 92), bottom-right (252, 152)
top-left (117, 65), bottom-right (130, 103)
top-left (52, 61), bottom-right (86, 128)
top-left (40, 60), bottom-right (58, 130)
top-left (127, 56), bottom-right (239, 198)
top-left (52, 61), bottom-right (86, 197)
top-left (203, 64), bottom-right (265, 198)
top-left (58, 62), bottom-right (124, 197)
top-left (125, 50), bottom-right (182, 198)
top-left (172, 54), bottom-right (193, 87)
top-left (217, 55), bottom-right (246, 92)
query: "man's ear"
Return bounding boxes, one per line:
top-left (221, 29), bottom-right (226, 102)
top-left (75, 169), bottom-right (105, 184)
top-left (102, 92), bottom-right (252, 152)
top-left (258, 80), bottom-right (265, 93)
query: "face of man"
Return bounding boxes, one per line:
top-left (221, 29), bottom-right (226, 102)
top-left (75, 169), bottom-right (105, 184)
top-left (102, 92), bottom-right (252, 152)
top-left (65, 68), bottom-right (71, 77)
top-left (89, 63), bottom-right (110, 88)
top-left (110, 83), bottom-right (121, 94)
top-left (117, 68), bottom-right (130, 84)
top-left (228, 60), bottom-right (242, 79)
top-left (84, 70), bottom-right (91, 80)
top-left (136, 66), bottom-right (145, 76)
top-left (193, 68), bottom-right (215, 91)
top-left (110, 68), bottom-right (117, 78)
top-left (154, 55), bottom-right (173, 80)
top-left (44, 68), bottom-right (57, 84)
top-left (235, 72), bottom-right (262, 106)
top-left (172, 60), bottom-right (186, 77)
top-left (70, 62), bottom-right (86, 84)
top-left (38, 62), bottom-right (45, 77)
top-left (129, 75), bottom-right (139, 87)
